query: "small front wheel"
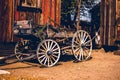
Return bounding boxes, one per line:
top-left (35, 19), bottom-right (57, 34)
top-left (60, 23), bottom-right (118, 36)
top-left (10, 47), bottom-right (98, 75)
top-left (14, 40), bottom-right (33, 61)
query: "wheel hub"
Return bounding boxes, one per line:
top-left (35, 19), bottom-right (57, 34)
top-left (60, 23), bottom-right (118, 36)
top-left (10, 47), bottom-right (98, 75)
top-left (47, 51), bottom-right (53, 56)
top-left (81, 44), bottom-right (85, 48)
top-left (79, 41), bottom-right (85, 48)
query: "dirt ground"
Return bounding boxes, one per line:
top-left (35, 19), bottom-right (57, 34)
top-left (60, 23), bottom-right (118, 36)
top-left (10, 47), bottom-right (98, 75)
top-left (0, 48), bottom-right (120, 80)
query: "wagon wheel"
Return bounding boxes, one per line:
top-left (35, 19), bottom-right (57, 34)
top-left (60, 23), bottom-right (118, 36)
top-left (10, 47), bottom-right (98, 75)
top-left (37, 39), bottom-right (60, 67)
top-left (72, 30), bottom-right (92, 61)
top-left (14, 40), bottom-right (33, 61)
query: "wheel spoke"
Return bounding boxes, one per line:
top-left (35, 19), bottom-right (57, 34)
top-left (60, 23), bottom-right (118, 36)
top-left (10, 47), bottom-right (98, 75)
top-left (81, 34), bottom-right (85, 43)
top-left (49, 57), bottom-right (53, 65)
top-left (51, 56), bottom-right (56, 62)
top-left (83, 50), bottom-right (88, 57)
top-left (53, 52), bottom-right (59, 54)
top-left (78, 54), bottom-right (81, 61)
top-left (44, 58), bottom-right (47, 65)
top-left (78, 33), bottom-right (81, 40)
top-left (84, 47), bottom-right (90, 56)
top-left (74, 47), bottom-right (80, 53)
top-left (85, 44), bottom-right (91, 47)
top-left (80, 31), bottom-right (83, 40)
top-left (16, 52), bottom-right (23, 55)
top-left (81, 49), bottom-right (84, 60)
top-left (41, 44), bottom-right (46, 50)
top-left (37, 52), bottom-right (45, 55)
top-left (84, 40), bottom-right (91, 45)
top-left (75, 53), bottom-right (79, 58)
top-left (17, 54), bottom-right (22, 59)
top-left (52, 54), bottom-right (58, 58)
top-left (47, 57), bottom-right (50, 66)
top-left (83, 34), bottom-right (89, 43)
top-left (44, 41), bottom-right (48, 49)
top-left (74, 40), bottom-right (79, 45)
top-left (40, 57), bottom-right (46, 63)
top-left (49, 41), bottom-right (53, 50)
top-left (38, 48), bottom-right (46, 52)
top-left (76, 34), bottom-right (80, 43)
top-left (84, 46), bottom-right (90, 50)
top-left (78, 49), bottom-right (82, 60)
top-left (47, 40), bottom-right (50, 49)
top-left (38, 54), bottom-right (45, 59)
top-left (72, 44), bottom-right (79, 49)
top-left (52, 48), bottom-right (59, 52)
top-left (51, 44), bottom-right (57, 50)
top-left (82, 32), bottom-right (86, 41)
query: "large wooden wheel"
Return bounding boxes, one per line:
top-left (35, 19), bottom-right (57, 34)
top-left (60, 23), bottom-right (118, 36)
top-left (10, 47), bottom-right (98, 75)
top-left (37, 39), bottom-right (61, 67)
top-left (72, 30), bottom-right (92, 61)
top-left (14, 40), bottom-right (33, 61)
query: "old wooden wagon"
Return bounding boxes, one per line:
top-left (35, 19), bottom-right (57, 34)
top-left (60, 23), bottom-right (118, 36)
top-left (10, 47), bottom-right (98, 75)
top-left (13, 14), bottom-right (92, 67)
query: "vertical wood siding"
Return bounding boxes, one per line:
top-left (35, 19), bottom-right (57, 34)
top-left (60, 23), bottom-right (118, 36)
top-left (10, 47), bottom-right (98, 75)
top-left (0, 0), bottom-right (13, 42)
top-left (101, 0), bottom-right (116, 45)
top-left (41, 0), bottom-right (61, 27)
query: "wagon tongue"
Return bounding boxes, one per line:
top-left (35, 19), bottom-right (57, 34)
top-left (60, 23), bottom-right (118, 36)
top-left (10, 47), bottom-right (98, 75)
top-left (19, 54), bottom-right (36, 61)
top-left (0, 54), bottom-right (37, 66)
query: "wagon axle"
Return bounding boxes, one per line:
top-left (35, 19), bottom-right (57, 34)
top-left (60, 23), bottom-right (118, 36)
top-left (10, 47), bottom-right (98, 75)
top-left (47, 51), bottom-right (53, 56)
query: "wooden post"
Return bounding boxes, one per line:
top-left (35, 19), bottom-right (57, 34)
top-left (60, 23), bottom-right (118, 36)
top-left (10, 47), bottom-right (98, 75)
top-left (100, 0), bottom-right (104, 45)
top-left (76, 0), bottom-right (81, 30)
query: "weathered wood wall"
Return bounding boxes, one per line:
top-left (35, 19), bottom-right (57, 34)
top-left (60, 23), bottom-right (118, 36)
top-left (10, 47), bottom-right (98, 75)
top-left (116, 0), bottom-right (120, 40)
top-left (14, 0), bottom-right (42, 24)
top-left (41, 0), bottom-right (61, 26)
top-left (0, 0), bottom-right (13, 42)
top-left (0, 0), bottom-right (61, 42)
top-left (100, 0), bottom-right (116, 46)
top-left (15, 0), bottom-right (61, 26)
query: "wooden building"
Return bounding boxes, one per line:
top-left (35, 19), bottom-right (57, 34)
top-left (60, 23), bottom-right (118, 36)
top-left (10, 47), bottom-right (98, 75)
top-left (0, 0), bottom-right (120, 47)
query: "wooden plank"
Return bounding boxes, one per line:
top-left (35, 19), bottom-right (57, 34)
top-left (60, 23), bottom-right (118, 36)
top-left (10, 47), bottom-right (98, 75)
top-left (100, 0), bottom-right (116, 46)
top-left (41, 0), bottom-right (61, 26)
top-left (0, 0), bottom-right (13, 42)
top-left (56, 0), bottom-right (61, 26)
